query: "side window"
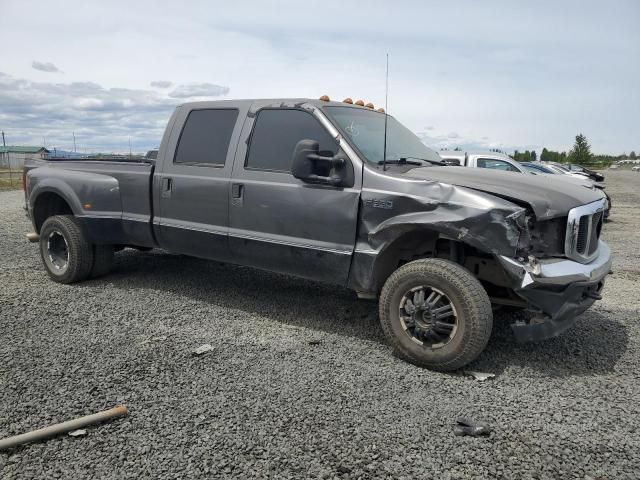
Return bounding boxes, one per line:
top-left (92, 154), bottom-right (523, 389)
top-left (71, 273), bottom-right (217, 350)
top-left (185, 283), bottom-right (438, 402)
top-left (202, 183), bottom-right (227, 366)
top-left (246, 109), bottom-right (338, 172)
top-left (174, 109), bottom-right (239, 166)
top-left (477, 158), bottom-right (520, 172)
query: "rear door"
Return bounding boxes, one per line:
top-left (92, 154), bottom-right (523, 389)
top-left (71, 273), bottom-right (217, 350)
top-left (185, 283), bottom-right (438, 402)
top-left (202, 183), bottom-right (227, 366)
top-left (155, 103), bottom-right (248, 259)
top-left (228, 105), bottom-right (361, 285)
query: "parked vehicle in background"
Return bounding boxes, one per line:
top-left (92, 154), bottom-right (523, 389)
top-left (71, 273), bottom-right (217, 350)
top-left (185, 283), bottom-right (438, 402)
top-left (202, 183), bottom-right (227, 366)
top-left (439, 151), bottom-right (610, 218)
top-left (566, 164), bottom-right (605, 182)
top-left (632, 166), bottom-right (640, 172)
top-left (23, 97), bottom-right (612, 371)
top-left (544, 162), bottom-right (593, 180)
top-left (145, 149), bottom-right (159, 160)
top-left (438, 150), bottom-right (524, 172)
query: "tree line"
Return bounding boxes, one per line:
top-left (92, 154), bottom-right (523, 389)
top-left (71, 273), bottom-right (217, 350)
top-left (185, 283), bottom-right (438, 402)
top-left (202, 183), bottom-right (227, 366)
top-left (511, 134), bottom-right (636, 167)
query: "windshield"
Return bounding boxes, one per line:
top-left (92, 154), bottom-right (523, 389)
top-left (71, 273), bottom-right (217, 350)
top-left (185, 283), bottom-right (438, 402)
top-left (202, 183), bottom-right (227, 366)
top-left (524, 163), bottom-right (555, 174)
top-left (324, 106), bottom-right (441, 166)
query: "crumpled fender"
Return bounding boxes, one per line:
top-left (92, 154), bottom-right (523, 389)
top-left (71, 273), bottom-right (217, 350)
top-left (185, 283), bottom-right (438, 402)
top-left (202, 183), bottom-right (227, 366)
top-left (347, 167), bottom-right (529, 293)
top-left (368, 205), bottom-right (526, 256)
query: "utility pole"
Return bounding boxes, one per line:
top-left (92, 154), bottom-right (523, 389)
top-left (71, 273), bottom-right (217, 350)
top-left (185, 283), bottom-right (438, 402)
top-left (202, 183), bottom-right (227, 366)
top-left (128, 137), bottom-right (132, 160)
top-left (2, 131), bottom-right (13, 187)
top-left (73, 132), bottom-right (77, 153)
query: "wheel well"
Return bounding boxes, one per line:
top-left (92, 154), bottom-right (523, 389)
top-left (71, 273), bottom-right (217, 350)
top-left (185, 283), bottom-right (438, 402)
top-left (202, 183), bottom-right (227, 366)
top-left (371, 229), bottom-right (519, 304)
top-left (33, 192), bottom-right (73, 233)
top-left (372, 229), bottom-right (441, 291)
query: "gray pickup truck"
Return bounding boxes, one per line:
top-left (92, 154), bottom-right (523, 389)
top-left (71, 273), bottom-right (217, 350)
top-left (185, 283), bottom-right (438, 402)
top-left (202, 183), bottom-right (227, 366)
top-left (24, 98), bottom-right (612, 371)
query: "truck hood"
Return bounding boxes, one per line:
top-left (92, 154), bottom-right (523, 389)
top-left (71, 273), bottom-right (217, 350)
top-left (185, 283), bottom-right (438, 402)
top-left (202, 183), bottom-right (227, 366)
top-left (403, 166), bottom-right (603, 219)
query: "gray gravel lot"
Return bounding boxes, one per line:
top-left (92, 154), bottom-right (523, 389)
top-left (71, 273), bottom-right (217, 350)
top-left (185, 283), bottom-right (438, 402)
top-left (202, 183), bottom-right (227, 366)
top-left (1, 171), bottom-right (639, 479)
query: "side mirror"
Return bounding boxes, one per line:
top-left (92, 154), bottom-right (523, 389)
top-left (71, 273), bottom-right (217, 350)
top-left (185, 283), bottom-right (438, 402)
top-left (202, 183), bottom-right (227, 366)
top-left (291, 139), bottom-right (354, 187)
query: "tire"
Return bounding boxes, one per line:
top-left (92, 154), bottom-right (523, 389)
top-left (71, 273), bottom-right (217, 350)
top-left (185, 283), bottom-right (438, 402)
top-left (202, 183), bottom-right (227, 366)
top-left (39, 215), bottom-right (94, 284)
top-left (379, 258), bottom-right (493, 371)
top-left (90, 244), bottom-right (114, 279)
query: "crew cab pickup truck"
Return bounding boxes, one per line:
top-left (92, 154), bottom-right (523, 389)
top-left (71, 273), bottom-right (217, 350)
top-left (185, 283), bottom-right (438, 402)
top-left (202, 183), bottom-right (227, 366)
top-left (24, 98), bottom-right (612, 371)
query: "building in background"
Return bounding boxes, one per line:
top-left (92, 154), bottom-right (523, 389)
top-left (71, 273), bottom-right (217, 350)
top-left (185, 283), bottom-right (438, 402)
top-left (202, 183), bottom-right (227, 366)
top-left (0, 146), bottom-right (49, 169)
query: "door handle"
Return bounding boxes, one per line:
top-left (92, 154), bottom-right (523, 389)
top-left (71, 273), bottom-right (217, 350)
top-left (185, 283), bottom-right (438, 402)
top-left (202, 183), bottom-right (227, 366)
top-left (231, 183), bottom-right (243, 199)
top-left (161, 177), bottom-right (173, 198)
top-left (231, 183), bottom-right (244, 207)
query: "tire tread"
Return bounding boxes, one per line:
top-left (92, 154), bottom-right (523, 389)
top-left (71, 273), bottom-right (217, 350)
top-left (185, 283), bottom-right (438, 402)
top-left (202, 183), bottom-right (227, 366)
top-left (379, 258), bottom-right (493, 371)
top-left (39, 215), bottom-right (94, 284)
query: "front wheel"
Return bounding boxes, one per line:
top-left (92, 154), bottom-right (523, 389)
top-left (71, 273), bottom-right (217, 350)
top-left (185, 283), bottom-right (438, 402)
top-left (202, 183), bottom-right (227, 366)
top-left (379, 259), bottom-right (493, 371)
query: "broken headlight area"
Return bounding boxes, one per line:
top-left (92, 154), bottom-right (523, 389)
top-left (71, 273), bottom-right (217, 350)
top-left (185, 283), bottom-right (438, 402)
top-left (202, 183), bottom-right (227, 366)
top-left (516, 215), bottom-right (567, 259)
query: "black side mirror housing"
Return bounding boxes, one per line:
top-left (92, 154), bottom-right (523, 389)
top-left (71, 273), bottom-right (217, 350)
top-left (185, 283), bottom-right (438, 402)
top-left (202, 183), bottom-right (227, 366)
top-left (291, 139), bottom-right (354, 187)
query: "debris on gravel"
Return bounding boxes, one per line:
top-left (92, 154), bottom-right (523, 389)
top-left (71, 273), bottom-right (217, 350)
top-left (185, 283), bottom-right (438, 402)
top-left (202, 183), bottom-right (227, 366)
top-left (1, 171), bottom-right (640, 479)
top-left (192, 344), bottom-right (215, 356)
top-left (465, 371), bottom-right (496, 381)
top-left (454, 418), bottom-right (492, 437)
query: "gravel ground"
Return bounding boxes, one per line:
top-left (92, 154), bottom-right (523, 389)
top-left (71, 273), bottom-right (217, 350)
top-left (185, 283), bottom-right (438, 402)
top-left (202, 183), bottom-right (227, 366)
top-left (1, 171), bottom-right (639, 479)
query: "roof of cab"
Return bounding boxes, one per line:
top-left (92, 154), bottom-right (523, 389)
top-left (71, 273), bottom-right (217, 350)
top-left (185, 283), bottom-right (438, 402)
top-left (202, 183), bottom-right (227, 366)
top-left (178, 98), bottom-right (385, 111)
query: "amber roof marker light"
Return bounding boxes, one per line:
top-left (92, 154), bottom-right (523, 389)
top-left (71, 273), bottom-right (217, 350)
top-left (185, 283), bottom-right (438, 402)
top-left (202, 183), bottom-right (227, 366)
top-left (319, 95), bottom-right (330, 102)
top-left (355, 99), bottom-right (365, 106)
top-left (365, 102), bottom-right (374, 109)
top-left (343, 97), bottom-right (353, 104)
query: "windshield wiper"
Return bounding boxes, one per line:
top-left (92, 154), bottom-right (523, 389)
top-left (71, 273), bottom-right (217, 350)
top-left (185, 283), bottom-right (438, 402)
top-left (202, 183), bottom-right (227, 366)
top-left (377, 157), bottom-right (445, 166)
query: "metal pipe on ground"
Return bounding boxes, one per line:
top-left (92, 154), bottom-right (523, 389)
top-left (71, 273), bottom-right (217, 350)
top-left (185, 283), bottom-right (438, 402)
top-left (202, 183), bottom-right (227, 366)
top-left (0, 405), bottom-right (129, 451)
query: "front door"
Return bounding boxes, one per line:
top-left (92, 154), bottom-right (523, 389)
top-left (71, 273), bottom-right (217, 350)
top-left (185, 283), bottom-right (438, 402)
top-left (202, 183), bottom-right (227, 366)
top-left (156, 104), bottom-right (246, 260)
top-left (228, 106), bottom-right (361, 285)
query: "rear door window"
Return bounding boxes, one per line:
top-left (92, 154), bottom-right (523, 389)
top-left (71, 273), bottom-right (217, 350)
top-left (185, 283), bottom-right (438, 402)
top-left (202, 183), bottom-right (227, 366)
top-left (246, 109), bottom-right (337, 173)
top-left (174, 109), bottom-right (239, 166)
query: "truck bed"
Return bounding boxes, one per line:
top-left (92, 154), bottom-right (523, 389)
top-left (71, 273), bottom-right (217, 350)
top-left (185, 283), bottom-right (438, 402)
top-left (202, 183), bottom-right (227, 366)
top-left (24, 158), bottom-right (156, 247)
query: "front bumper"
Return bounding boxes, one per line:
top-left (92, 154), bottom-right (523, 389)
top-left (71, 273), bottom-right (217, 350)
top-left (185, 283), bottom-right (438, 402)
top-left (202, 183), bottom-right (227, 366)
top-left (497, 240), bottom-right (612, 341)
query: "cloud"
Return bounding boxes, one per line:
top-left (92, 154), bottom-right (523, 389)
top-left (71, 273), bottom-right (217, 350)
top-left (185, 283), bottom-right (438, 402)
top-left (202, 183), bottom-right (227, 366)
top-left (150, 80), bottom-right (173, 88)
top-left (415, 127), bottom-right (539, 154)
top-left (32, 61), bottom-right (61, 73)
top-left (168, 83), bottom-right (230, 99)
top-left (0, 72), bottom-right (230, 152)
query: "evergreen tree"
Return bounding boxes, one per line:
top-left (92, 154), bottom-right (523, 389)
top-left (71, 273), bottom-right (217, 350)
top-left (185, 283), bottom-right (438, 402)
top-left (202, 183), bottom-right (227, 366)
top-left (630, 151), bottom-right (637, 160)
top-left (540, 148), bottom-right (550, 162)
top-left (568, 134), bottom-right (593, 165)
top-left (531, 150), bottom-right (537, 161)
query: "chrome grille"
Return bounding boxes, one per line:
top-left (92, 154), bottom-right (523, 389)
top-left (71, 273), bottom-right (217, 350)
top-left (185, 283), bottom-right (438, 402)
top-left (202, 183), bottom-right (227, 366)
top-left (576, 216), bottom-right (589, 254)
top-left (588, 211), bottom-right (603, 255)
top-left (565, 199), bottom-right (606, 263)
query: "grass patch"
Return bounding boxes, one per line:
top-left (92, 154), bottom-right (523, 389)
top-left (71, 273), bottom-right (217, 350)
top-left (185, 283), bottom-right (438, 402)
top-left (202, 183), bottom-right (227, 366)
top-left (0, 177), bottom-right (21, 190)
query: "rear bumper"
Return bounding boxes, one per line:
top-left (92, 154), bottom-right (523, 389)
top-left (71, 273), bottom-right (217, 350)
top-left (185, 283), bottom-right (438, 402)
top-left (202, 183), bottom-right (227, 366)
top-left (497, 240), bottom-right (612, 341)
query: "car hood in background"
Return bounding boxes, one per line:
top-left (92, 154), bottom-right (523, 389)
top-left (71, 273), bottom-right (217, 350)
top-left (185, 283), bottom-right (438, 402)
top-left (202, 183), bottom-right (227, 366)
top-left (404, 166), bottom-right (603, 219)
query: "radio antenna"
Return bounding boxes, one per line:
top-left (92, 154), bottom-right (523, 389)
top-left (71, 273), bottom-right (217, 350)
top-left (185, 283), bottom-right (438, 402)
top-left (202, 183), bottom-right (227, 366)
top-left (382, 53), bottom-right (389, 171)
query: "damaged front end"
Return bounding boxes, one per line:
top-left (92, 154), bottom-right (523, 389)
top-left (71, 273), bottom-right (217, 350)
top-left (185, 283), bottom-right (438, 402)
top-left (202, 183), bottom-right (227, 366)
top-left (497, 198), bottom-right (611, 341)
top-left (497, 242), bottom-right (611, 341)
top-left (348, 167), bottom-right (612, 342)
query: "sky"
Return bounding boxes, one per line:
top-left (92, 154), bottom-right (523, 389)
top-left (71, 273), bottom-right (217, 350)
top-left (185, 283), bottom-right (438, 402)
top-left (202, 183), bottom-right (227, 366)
top-left (0, 0), bottom-right (638, 155)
